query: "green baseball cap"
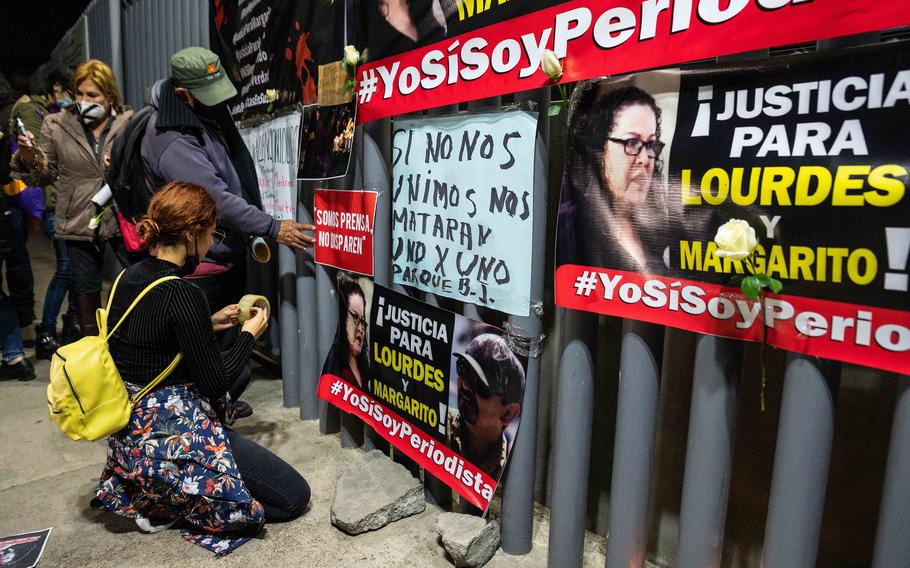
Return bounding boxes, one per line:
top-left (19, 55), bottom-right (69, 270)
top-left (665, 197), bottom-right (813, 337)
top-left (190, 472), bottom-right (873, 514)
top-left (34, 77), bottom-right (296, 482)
top-left (170, 47), bottom-right (237, 107)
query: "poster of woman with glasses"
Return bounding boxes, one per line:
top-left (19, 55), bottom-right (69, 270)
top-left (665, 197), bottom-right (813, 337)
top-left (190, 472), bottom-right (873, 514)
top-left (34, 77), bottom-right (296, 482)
top-left (556, 72), bottom-right (686, 276)
top-left (322, 272), bottom-right (374, 393)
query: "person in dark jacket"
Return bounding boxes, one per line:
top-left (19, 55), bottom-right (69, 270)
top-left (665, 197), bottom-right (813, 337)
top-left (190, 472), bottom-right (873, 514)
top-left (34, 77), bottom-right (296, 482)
top-left (141, 47), bottom-right (315, 313)
top-left (141, 47), bottom-right (315, 419)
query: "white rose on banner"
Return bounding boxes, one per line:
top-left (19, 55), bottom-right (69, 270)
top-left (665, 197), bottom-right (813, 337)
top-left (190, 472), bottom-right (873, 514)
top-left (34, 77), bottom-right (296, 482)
top-left (344, 45), bottom-right (360, 69)
top-left (713, 219), bottom-right (758, 260)
top-left (541, 49), bottom-right (563, 81)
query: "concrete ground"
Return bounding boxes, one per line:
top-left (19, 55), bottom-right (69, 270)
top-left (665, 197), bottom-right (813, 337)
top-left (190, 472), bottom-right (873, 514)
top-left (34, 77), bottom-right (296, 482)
top-left (0, 230), bottom-right (613, 567)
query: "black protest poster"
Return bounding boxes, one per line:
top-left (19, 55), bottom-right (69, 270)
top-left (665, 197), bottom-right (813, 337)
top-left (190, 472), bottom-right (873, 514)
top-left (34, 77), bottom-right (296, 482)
top-left (211, 0), bottom-right (344, 117)
top-left (556, 43), bottom-right (910, 375)
top-left (0, 528), bottom-right (51, 568)
top-left (319, 275), bottom-right (529, 511)
top-left (355, 0), bottom-right (566, 60)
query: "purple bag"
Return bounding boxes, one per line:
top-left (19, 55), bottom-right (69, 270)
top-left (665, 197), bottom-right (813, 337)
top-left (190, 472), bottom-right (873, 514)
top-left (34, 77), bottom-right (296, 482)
top-left (18, 187), bottom-right (45, 220)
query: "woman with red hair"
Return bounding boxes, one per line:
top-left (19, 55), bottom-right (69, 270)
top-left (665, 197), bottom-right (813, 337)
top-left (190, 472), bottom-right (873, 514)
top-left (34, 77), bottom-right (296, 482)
top-left (92, 182), bottom-right (310, 555)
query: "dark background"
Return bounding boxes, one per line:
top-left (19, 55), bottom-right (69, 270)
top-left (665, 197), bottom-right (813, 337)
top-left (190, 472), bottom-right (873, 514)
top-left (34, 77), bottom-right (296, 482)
top-left (1, 1), bottom-right (92, 92)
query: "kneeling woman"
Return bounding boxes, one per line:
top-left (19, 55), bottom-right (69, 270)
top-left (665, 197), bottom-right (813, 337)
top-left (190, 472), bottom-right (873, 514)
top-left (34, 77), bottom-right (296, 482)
top-left (93, 182), bottom-right (310, 555)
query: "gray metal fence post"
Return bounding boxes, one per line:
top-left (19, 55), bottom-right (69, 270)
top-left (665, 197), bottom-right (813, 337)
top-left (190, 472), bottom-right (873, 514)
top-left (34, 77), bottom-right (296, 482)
top-left (761, 354), bottom-right (840, 568)
top-left (297, 182), bottom-right (319, 420)
top-left (872, 376), bottom-right (910, 568)
top-left (279, 242), bottom-right (299, 407)
top-left (548, 310), bottom-right (598, 568)
top-left (605, 320), bottom-right (664, 567)
top-left (363, 116), bottom-right (392, 452)
top-left (501, 87), bottom-right (549, 555)
top-left (297, 186), bottom-right (322, 420)
top-left (677, 335), bottom-right (744, 568)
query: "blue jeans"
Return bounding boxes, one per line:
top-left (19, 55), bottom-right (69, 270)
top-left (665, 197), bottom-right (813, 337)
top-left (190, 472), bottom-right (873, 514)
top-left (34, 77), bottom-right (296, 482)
top-left (0, 291), bottom-right (24, 362)
top-left (40, 211), bottom-right (74, 329)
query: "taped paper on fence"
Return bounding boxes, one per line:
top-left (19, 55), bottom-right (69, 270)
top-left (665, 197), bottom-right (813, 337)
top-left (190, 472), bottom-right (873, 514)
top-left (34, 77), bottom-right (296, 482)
top-left (554, 44), bottom-right (910, 375)
top-left (392, 111), bottom-right (538, 316)
top-left (238, 111), bottom-right (301, 220)
top-left (319, 277), bottom-right (529, 512)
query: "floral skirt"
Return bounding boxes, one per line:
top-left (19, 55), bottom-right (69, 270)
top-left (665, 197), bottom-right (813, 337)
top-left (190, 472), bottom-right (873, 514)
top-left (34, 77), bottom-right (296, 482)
top-left (94, 383), bottom-right (264, 555)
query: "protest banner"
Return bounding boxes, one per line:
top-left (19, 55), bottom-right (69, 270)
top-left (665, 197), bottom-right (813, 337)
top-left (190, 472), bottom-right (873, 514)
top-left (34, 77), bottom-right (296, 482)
top-left (211, 0), bottom-right (343, 117)
top-left (555, 43), bottom-right (910, 375)
top-left (318, 277), bottom-right (529, 511)
top-left (353, 0), bottom-right (908, 123)
top-left (298, 102), bottom-right (356, 180)
top-left (392, 112), bottom-right (538, 316)
top-left (238, 110), bottom-right (301, 220)
top-left (0, 528), bottom-right (52, 568)
top-left (314, 189), bottom-right (378, 276)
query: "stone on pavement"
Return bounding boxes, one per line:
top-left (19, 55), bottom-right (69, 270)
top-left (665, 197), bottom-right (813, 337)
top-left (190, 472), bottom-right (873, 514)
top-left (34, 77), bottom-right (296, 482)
top-left (436, 512), bottom-right (500, 568)
top-left (331, 449), bottom-right (425, 535)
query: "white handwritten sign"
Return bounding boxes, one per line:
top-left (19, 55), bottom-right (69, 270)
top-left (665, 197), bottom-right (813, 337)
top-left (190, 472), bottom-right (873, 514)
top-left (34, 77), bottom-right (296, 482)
top-left (392, 112), bottom-right (537, 316)
top-left (240, 111), bottom-right (301, 220)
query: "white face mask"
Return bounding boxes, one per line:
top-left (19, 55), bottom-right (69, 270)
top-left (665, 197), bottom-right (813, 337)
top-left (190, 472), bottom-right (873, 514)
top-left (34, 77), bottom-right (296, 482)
top-left (76, 101), bottom-right (107, 121)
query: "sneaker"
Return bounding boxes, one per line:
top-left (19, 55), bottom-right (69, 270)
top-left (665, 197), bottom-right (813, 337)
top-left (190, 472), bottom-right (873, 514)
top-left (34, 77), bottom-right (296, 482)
top-left (35, 325), bottom-right (61, 361)
top-left (0, 358), bottom-right (35, 382)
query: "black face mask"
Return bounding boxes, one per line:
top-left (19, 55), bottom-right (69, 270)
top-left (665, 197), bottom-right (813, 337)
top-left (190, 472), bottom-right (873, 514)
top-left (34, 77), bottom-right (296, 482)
top-left (179, 237), bottom-right (200, 277)
top-left (194, 101), bottom-right (230, 123)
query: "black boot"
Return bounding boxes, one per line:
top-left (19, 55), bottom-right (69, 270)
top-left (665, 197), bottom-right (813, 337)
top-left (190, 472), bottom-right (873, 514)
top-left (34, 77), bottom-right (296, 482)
top-left (61, 312), bottom-right (82, 344)
top-left (75, 293), bottom-right (102, 338)
top-left (35, 324), bottom-right (61, 360)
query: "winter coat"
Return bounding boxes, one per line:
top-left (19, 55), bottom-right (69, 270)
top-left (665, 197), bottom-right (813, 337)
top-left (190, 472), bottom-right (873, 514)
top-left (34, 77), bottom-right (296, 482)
top-left (141, 79), bottom-right (278, 264)
top-left (12, 106), bottom-right (133, 241)
top-left (8, 95), bottom-right (61, 209)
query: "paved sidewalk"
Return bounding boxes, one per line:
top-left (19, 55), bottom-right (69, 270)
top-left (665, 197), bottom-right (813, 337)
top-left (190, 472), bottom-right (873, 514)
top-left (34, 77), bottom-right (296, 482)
top-left (0, 233), bottom-right (612, 567)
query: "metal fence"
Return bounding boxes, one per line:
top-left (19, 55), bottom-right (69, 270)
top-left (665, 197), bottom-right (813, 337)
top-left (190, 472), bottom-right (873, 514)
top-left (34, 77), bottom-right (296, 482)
top-left (31, 4), bottom-right (910, 565)
top-left (284, 32), bottom-right (909, 568)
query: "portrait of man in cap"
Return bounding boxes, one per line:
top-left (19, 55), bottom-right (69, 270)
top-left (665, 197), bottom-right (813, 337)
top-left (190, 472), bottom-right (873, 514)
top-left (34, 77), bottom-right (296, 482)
top-left (446, 332), bottom-right (525, 481)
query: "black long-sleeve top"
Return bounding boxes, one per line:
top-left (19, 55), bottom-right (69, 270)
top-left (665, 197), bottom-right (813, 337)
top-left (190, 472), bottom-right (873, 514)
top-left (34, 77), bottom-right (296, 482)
top-left (107, 257), bottom-right (254, 400)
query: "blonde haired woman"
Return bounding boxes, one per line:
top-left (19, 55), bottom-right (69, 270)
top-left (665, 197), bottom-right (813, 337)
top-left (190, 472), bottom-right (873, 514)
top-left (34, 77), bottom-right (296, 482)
top-left (13, 59), bottom-right (133, 337)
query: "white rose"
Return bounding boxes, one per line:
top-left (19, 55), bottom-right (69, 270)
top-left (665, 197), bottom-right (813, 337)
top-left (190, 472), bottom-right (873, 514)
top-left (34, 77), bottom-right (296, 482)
top-left (343, 45), bottom-right (360, 68)
top-left (265, 88), bottom-right (278, 102)
top-left (541, 49), bottom-right (563, 82)
top-left (88, 216), bottom-right (100, 230)
top-left (714, 219), bottom-right (758, 260)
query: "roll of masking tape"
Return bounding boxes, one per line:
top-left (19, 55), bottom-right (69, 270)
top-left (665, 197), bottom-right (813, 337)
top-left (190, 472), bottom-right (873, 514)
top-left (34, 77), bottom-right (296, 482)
top-left (249, 236), bottom-right (271, 263)
top-left (238, 294), bottom-right (270, 322)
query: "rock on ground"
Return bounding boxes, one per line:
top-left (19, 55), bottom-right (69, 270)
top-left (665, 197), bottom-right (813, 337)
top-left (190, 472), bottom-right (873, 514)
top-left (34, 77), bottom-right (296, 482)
top-left (331, 449), bottom-right (425, 535)
top-left (436, 512), bottom-right (500, 568)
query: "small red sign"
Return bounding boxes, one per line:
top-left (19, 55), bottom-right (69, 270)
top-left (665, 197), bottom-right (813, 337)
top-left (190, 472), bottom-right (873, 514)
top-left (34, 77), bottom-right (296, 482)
top-left (314, 189), bottom-right (378, 276)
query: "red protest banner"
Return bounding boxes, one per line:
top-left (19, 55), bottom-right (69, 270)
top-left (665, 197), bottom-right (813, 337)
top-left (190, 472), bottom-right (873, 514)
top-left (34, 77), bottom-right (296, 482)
top-left (318, 374), bottom-right (498, 510)
top-left (314, 189), bottom-right (378, 276)
top-left (354, 0), bottom-right (908, 123)
top-left (556, 266), bottom-right (910, 375)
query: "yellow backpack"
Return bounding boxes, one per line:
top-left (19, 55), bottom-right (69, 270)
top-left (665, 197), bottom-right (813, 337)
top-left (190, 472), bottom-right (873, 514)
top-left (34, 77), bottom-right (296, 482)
top-left (47, 270), bottom-right (183, 441)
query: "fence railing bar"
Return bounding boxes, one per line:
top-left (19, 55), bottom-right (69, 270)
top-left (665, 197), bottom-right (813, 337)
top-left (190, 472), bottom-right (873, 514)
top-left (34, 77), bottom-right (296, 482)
top-left (501, 86), bottom-right (550, 555)
top-left (604, 320), bottom-right (665, 567)
top-left (361, 117), bottom-right (392, 452)
top-left (871, 375), bottom-right (910, 568)
top-left (296, 181), bottom-right (319, 420)
top-left (279, 241), bottom-right (299, 407)
top-left (676, 335), bottom-right (744, 568)
top-left (547, 310), bottom-right (598, 568)
top-left (760, 354), bottom-right (840, 567)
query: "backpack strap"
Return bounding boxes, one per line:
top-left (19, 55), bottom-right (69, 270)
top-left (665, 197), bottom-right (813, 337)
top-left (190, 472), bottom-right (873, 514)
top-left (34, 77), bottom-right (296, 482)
top-left (130, 352), bottom-right (183, 404)
top-left (107, 274), bottom-right (181, 338)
